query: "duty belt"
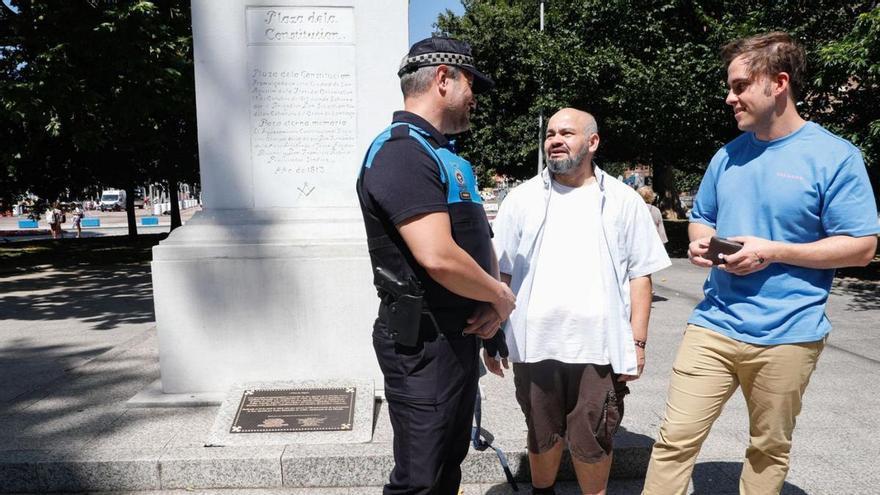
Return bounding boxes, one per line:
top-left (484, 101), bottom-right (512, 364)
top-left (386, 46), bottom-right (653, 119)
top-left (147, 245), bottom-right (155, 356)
top-left (376, 304), bottom-right (471, 340)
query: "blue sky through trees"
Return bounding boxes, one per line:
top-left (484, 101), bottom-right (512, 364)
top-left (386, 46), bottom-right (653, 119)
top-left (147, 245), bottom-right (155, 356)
top-left (409, 0), bottom-right (464, 43)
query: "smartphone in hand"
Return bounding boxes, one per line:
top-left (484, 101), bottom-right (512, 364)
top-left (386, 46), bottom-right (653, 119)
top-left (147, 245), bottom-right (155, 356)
top-left (704, 236), bottom-right (744, 265)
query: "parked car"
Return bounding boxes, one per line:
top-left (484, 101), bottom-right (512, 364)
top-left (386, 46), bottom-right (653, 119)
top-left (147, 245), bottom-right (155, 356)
top-left (99, 190), bottom-right (126, 211)
top-left (133, 191), bottom-right (145, 209)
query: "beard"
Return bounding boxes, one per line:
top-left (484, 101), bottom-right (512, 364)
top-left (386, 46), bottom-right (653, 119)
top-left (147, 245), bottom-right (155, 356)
top-left (547, 146), bottom-right (589, 175)
top-left (447, 111), bottom-right (470, 134)
top-left (445, 103), bottom-right (471, 135)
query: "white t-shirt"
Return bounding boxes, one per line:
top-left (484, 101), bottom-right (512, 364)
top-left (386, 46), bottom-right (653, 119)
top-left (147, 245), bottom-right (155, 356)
top-left (525, 179), bottom-right (608, 364)
top-left (493, 167), bottom-right (672, 372)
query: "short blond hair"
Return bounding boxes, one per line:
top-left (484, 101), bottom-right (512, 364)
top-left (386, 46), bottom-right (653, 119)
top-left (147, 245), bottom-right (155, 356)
top-left (637, 186), bottom-right (656, 204)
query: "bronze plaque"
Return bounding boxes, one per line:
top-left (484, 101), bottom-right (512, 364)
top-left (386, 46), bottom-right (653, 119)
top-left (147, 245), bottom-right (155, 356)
top-left (230, 387), bottom-right (356, 433)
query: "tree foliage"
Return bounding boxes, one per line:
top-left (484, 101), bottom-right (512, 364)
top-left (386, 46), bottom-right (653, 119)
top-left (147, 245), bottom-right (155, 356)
top-left (0, 0), bottom-right (197, 234)
top-left (437, 0), bottom-right (879, 210)
top-left (816, 6), bottom-right (880, 194)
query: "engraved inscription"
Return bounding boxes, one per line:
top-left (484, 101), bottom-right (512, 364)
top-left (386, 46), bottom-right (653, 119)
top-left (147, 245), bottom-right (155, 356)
top-left (231, 387), bottom-right (356, 433)
top-left (247, 7), bottom-right (355, 44)
top-left (246, 7), bottom-right (357, 207)
top-left (263, 9), bottom-right (341, 42)
top-left (250, 67), bottom-right (356, 176)
top-left (297, 182), bottom-right (316, 197)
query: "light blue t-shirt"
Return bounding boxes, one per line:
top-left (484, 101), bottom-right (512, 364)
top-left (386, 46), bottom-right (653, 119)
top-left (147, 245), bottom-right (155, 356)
top-left (689, 122), bottom-right (879, 345)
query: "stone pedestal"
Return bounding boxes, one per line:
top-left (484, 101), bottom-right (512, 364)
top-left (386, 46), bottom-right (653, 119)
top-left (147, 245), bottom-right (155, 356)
top-left (151, 0), bottom-right (408, 394)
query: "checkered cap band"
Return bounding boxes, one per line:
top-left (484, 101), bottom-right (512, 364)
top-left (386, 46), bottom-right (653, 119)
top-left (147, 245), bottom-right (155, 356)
top-left (399, 51), bottom-right (476, 74)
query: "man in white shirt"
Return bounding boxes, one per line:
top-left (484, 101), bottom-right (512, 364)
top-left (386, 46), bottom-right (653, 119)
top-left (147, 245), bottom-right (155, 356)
top-left (487, 108), bottom-right (670, 495)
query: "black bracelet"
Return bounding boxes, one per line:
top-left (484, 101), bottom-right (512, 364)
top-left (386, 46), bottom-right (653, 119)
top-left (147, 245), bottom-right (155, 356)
top-left (634, 340), bottom-right (647, 349)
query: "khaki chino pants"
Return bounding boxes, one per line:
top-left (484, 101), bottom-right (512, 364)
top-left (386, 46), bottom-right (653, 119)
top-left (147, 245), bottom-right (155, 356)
top-left (643, 324), bottom-right (824, 495)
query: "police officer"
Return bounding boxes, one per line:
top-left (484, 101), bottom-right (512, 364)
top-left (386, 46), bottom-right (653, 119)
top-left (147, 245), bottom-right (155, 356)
top-left (357, 37), bottom-right (517, 495)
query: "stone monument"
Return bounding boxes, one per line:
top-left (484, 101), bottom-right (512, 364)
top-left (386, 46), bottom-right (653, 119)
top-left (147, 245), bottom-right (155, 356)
top-left (150, 0), bottom-right (407, 395)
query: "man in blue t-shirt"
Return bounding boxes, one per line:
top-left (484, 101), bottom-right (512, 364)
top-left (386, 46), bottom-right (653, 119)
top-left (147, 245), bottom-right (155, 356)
top-left (644, 32), bottom-right (879, 495)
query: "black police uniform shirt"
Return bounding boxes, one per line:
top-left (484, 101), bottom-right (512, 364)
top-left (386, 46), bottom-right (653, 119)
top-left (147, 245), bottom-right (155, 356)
top-left (358, 111), bottom-right (494, 322)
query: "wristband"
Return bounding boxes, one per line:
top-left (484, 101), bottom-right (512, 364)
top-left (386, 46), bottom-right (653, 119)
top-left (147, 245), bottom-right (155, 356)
top-left (634, 340), bottom-right (647, 349)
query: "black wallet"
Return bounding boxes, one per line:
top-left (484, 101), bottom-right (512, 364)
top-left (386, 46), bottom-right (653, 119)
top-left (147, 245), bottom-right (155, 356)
top-left (704, 236), bottom-right (743, 265)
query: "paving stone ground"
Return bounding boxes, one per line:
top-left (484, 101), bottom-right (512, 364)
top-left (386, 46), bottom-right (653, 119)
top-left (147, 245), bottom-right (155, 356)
top-left (1, 258), bottom-right (877, 494)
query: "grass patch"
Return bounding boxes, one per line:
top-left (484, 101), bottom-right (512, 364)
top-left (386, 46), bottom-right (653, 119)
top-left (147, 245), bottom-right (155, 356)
top-left (0, 234), bottom-right (168, 273)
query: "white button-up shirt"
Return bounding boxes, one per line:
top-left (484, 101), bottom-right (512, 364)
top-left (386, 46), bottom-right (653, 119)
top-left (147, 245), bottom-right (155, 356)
top-left (493, 167), bottom-right (671, 375)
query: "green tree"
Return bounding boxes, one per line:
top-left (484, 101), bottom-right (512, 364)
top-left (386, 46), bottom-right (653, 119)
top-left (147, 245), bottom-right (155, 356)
top-left (0, 0), bottom-right (197, 234)
top-left (436, 1), bottom-right (730, 214)
top-left (437, 1), bottom-right (877, 214)
top-left (1, 2), bottom-right (98, 204)
top-left (816, 6), bottom-right (880, 204)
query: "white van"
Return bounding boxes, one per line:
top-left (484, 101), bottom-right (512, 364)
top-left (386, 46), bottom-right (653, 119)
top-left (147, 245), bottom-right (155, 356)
top-left (99, 189), bottom-right (126, 211)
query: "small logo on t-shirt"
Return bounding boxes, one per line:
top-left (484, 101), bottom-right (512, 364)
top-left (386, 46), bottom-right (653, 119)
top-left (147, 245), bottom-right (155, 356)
top-left (459, 191), bottom-right (472, 200)
top-left (776, 171), bottom-right (805, 182)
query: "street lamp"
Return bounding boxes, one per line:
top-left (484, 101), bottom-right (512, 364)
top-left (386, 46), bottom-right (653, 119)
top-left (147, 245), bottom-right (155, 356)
top-left (537, 1), bottom-right (545, 176)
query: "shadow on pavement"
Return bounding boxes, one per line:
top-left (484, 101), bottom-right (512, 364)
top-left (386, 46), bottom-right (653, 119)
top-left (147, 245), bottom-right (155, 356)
top-left (0, 233), bottom-right (166, 273)
top-left (0, 333), bottom-right (160, 450)
top-left (830, 278), bottom-right (880, 311)
top-left (691, 461), bottom-right (808, 495)
top-left (0, 258), bottom-right (161, 451)
top-left (483, 460), bottom-right (810, 494)
top-left (0, 264), bottom-right (155, 330)
top-left (480, 428), bottom-right (655, 490)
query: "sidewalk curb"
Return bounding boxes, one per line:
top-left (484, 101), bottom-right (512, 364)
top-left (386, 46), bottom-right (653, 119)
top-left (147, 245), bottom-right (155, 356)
top-left (0, 438), bottom-right (652, 492)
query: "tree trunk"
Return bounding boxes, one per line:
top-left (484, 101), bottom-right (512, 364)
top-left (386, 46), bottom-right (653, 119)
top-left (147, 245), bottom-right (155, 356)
top-left (125, 184), bottom-right (138, 238)
top-left (652, 164), bottom-right (687, 220)
top-left (168, 177), bottom-right (182, 231)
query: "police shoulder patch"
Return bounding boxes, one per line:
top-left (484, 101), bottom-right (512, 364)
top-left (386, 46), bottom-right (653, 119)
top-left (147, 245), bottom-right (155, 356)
top-left (454, 170), bottom-right (465, 185)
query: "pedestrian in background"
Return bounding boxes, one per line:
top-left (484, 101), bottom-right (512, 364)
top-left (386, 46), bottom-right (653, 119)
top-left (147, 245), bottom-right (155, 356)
top-left (637, 186), bottom-right (668, 244)
top-left (72, 203), bottom-right (84, 238)
top-left (47, 201), bottom-right (63, 239)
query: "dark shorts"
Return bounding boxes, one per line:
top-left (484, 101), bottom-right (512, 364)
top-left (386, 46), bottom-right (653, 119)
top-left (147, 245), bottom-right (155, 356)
top-left (513, 360), bottom-right (629, 463)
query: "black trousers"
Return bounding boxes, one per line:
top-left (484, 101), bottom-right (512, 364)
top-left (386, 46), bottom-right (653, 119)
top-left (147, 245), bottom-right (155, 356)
top-left (373, 319), bottom-right (480, 495)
